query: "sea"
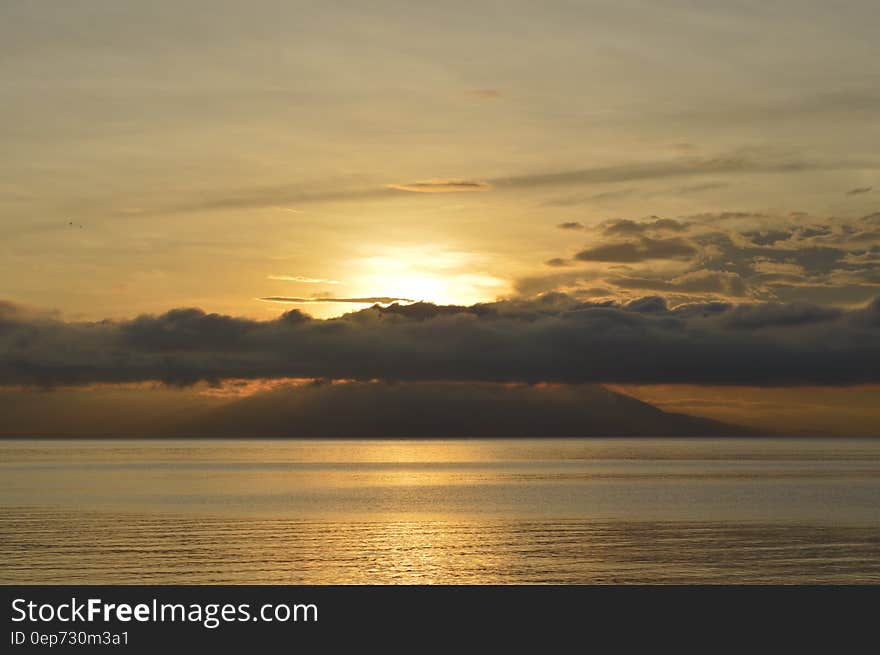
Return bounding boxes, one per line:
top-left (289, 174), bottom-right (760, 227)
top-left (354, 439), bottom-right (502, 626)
top-left (2, 438), bottom-right (879, 584)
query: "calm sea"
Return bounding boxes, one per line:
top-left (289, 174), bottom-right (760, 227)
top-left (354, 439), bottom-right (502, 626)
top-left (2, 438), bottom-right (880, 584)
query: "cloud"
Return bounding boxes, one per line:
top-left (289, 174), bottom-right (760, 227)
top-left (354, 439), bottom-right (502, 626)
top-left (157, 185), bottom-right (399, 215)
top-left (2, 295), bottom-right (880, 387)
top-left (798, 225), bottom-right (832, 238)
top-left (387, 179), bottom-right (491, 193)
top-left (574, 236), bottom-right (698, 262)
top-left (675, 182), bottom-right (729, 194)
top-left (259, 296), bottom-right (413, 304)
top-left (0, 300), bottom-right (58, 323)
top-left (847, 186), bottom-right (873, 195)
top-left (145, 154), bottom-right (880, 215)
top-left (717, 303), bottom-right (843, 330)
top-left (602, 218), bottom-right (690, 236)
top-left (557, 221), bottom-right (585, 230)
top-left (545, 187), bottom-right (640, 207)
top-left (491, 156), bottom-right (877, 191)
top-left (742, 229), bottom-right (793, 246)
top-left (686, 211), bottom-right (768, 223)
top-left (268, 275), bottom-right (341, 284)
top-left (546, 182), bottom-right (730, 208)
top-left (609, 270), bottom-right (749, 297)
top-left (528, 212), bottom-right (880, 305)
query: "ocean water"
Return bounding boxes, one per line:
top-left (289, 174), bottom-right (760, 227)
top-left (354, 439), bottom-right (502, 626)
top-left (1, 438), bottom-right (880, 584)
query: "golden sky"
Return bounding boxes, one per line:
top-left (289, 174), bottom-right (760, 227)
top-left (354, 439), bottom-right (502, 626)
top-left (1, 2), bottom-right (879, 434)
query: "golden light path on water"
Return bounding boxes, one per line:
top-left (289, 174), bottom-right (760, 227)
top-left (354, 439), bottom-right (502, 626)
top-left (2, 439), bottom-right (880, 584)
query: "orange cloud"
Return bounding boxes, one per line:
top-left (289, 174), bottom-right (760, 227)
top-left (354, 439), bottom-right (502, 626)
top-left (387, 179), bottom-right (492, 193)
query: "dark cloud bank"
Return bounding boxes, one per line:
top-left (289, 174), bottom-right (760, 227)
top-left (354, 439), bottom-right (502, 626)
top-left (2, 294), bottom-right (879, 388)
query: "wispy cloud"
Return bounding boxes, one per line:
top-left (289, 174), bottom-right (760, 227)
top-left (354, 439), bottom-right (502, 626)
top-left (545, 181), bottom-right (730, 207)
top-left (387, 179), bottom-right (492, 193)
top-left (676, 181), bottom-right (730, 194)
top-left (259, 296), bottom-right (413, 304)
top-left (268, 275), bottom-right (341, 284)
top-left (493, 157), bottom-right (876, 190)
top-left (157, 186), bottom-right (398, 215)
top-left (143, 155), bottom-right (879, 216)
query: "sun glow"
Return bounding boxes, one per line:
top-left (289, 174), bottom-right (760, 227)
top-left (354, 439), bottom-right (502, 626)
top-left (351, 246), bottom-right (507, 307)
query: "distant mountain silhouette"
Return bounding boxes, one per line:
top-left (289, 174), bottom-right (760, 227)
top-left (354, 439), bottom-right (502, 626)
top-left (176, 381), bottom-right (754, 438)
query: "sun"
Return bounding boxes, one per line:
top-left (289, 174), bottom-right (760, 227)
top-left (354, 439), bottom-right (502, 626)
top-left (350, 246), bottom-right (507, 306)
top-left (379, 273), bottom-right (446, 303)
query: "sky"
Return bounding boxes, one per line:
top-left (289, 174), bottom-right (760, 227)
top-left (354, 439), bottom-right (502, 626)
top-left (1, 1), bottom-right (879, 435)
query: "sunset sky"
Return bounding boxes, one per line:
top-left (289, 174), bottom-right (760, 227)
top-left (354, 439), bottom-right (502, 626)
top-left (2, 1), bottom-right (879, 435)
